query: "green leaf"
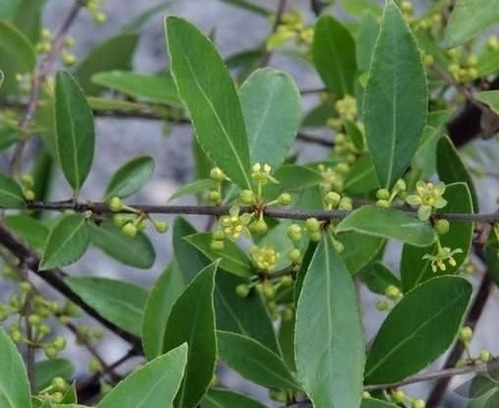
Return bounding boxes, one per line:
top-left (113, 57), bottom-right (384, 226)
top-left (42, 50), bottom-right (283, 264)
top-left (485, 226), bottom-right (499, 286)
top-left (340, 0), bottom-right (382, 17)
top-left (165, 17), bottom-right (252, 189)
top-left (437, 135), bottom-right (478, 211)
top-left (0, 173), bottom-right (25, 208)
top-left (142, 263), bottom-right (185, 360)
top-left (168, 178), bottom-right (214, 202)
top-left (74, 33), bottom-right (139, 96)
top-left (262, 165), bottom-right (322, 199)
top-left (363, 0), bottom-right (428, 188)
top-left (365, 276), bottom-right (472, 383)
top-left (356, 11), bottom-right (380, 73)
top-left (40, 214), bottom-right (89, 270)
top-left (173, 217), bottom-right (210, 285)
top-left (163, 262), bottom-right (218, 408)
top-left (400, 182), bottom-right (474, 292)
top-left (343, 155), bottom-right (379, 194)
top-left (0, 327), bottom-right (32, 408)
top-left (97, 344), bottom-right (188, 408)
top-left (339, 232), bottom-right (385, 275)
top-left (217, 331), bottom-right (299, 390)
top-left (312, 15), bottom-right (356, 97)
top-left (214, 271), bottom-right (280, 354)
top-left (295, 234), bottom-right (364, 407)
top-left (13, 0), bottom-right (45, 44)
top-left (185, 233), bottom-right (253, 278)
top-left (476, 90), bottom-right (499, 114)
top-left (66, 277), bottom-right (148, 336)
top-left (337, 206), bottom-right (435, 247)
top-left (201, 388), bottom-right (266, 408)
top-left (104, 156), bottom-right (155, 199)
top-left (239, 68), bottom-right (301, 169)
top-left (362, 261), bottom-right (401, 295)
top-left (54, 71), bottom-right (95, 195)
top-left (362, 399), bottom-right (399, 408)
top-left (215, 0), bottom-right (271, 16)
top-left (444, 0), bottom-right (499, 48)
top-left (35, 359), bottom-right (74, 392)
top-left (89, 222), bottom-right (155, 269)
top-left (92, 71), bottom-right (183, 108)
top-left (0, 20), bottom-right (36, 96)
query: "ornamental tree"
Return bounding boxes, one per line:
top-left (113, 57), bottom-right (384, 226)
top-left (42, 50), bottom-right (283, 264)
top-left (0, 0), bottom-right (498, 407)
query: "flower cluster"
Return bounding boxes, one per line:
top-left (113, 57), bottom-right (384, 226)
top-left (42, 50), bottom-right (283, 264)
top-left (375, 179), bottom-right (406, 208)
top-left (334, 95), bottom-right (358, 121)
top-left (84, 0), bottom-right (107, 24)
top-left (423, 246), bottom-right (463, 272)
top-left (266, 11), bottom-right (313, 50)
top-left (405, 181), bottom-right (447, 221)
top-left (250, 245), bottom-right (278, 272)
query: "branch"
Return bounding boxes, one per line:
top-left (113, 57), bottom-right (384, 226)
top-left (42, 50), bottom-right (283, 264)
top-left (9, 1), bottom-right (82, 176)
top-left (0, 222), bottom-right (142, 351)
top-left (21, 201), bottom-right (500, 223)
top-left (259, 0), bottom-right (288, 67)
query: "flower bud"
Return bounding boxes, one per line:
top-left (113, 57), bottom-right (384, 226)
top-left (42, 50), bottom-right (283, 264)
top-left (287, 224), bottom-right (302, 241)
top-left (434, 219), bottom-right (450, 235)
top-left (412, 399), bottom-right (426, 408)
top-left (210, 240), bottom-right (224, 251)
top-left (210, 167), bottom-right (226, 181)
top-left (239, 189), bottom-right (255, 204)
top-left (376, 189), bottom-right (390, 200)
top-left (121, 222), bottom-right (137, 238)
top-left (251, 219), bottom-right (268, 234)
top-left (391, 389), bottom-right (406, 403)
top-left (459, 326), bottom-right (473, 342)
top-left (479, 349), bottom-right (491, 363)
top-left (376, 299), bottom-right (390, 311)
top-left (288, 248), bottom-right (301, 263)
top-left (278, 193), bottom-right (292, 206)
top-left (325, 191), bottom-right (341, 207)
top-left (235, 284), bottom-right (250, 298)
top-left (208, 190), bottom-right (221, 203)
top-left (109, 197), bottom-right (124, 212)
top-left (385, 285), bottom-right (401, 300)
top-left (305, 217), bottom-right (320, 232)
top-left (154, 221), bottom-right (168, 233)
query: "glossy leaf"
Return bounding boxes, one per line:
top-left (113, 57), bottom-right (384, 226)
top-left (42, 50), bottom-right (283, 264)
top-left (163, 262), bottom-right (218, 408)
top-left (337, 206), bottom-right (435, 247)
top-left (362, 399), bottom-right (399, 408)
top-left (104, 156), bottom-right (155, 199)
top-left (201, 388), bottom-right (266, 408)
top-left (400, 183), bottom-right (474, 292)
top-left (0, 20), bottom-right (36, 96)
top-left (74, 33), bottom-right (139, 95)
top-left (35, 359), bottom-right (74, 392)
top-left (295, 234), bottom-right (364, 407)
top-left (40, 214), bottom-right (90, 270)
top-left (54, 71), bottom-right (95, 195)
top-left (97, 344), bottom-right (188, 408)
top-left (365, 276), bottom-right (472, 384)
top-left (262, 164), bottom-right (322, 199)
top-left (13, 0), bottom-right (45, 44)
top-left (66, 276), bottom-right (148, 336)
top-left (343, 155), bottom-right (379, 194)
top-left (89, 222), bottom-right (155, 269)
top-left (363, 0), bottom-right (427, 188)
top-left (444, 0), bottom-right (498, 48)
top-left (477, 90), bottom-right (499, 114)
top-left (168, 178), bottom-right (214, 202)
top-left (0, 327), bottom-right (31, 408)
top-left (437, 135), bottom-right (478, 211)
top-left (173, 217), bottom-right (210, 285)
top-left (0, 173), bottom-right (25, 208)
top-left (217, 331), bottom-right (299, 390)
top-left (165, 17), bottom-right (252, 189)
top-left (142, 263), bottom-right (184, 360)
top-left (215, 271), bottom-right (280, 354)
top-left (362, 261), bottom-right (401, 295)
top-left (356, 11), bottom-right (379, 73)
top-left (239, 68), bottom-right (301, 169)
top-left (485, 226), bottom-right (499, 285)
top-left (4, 215), bottom-right (49, 252)
top-left (184, 233), bottom-right (253, 278)
top-left (339, 232), bottom-right (385, 275)
top-left (92, 71), bottom-right (183, 108)
top-left (312, 14), bottom-right (356, 97)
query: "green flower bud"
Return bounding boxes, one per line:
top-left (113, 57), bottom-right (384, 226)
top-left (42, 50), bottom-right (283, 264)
top-left (385, 285), bottom-right (401, 300)
top-left (113, 214), bottom-right (128, 227)
top-left (210, 240), bottom-right (224, 251)
top-left (53, 336), bottom-right (67, 351)
top-left (376, 199), bottom-right (390, 208)
top-left (121, 222), bottom-right (137, 238)
top-left (89, 356), bottom-right (102, 373)
top-left (212, 230), bottom-right (225, 241)
top-left (288, 248), bottom-right (301, 263)
top-left (394, 179), bottom-right (406, 192)
top-left (39, 324), bottom-right (51, 336)
top-left (287, 224), bottom-right (302, 241)
top-left (210, 167), bottom-right (226, 181)
top-left (376, 189), bottom-right (390, 200)
top-left (325, 191), bottom-right (341, 207)
top-left (208, 190), bottom-right (221, 203)
top-left (154, 221), bottom-right (168, 233)
top-left (305, 217), bottom-right (320, 232)
top-left (269, 389), bottom-right (288, 403)
top-left (109, 197), bottom-right (124, 212)
top-left (278, 193), bottom-right (292, 206)
top-left (281, 307), bottom-right (294, 322)
top-left (20, 174), bottom-right (34, 188)
top-left (239, 189), bottom-right (255, 204)
top-left (44, 346), bottom-right (58, 359)
top-left (19, 282), bottom-right (31, 293)
top-left (479, 349), bottom-right (491, 363)
top-left (362, 391), bottom-right (371, 399)
top-left (28, 314), bottom-right (42, 326)
top-left (412, 399), bottom-right (426, 408)
top-left (51, 377), bottom-right (67, 392)
top-left (459, 326), bottom-right (473, 342)
top-left (376, 299), bottom-right (390, 311)
top-left (281, 275), bottom-right (294, 287)
top-left (391, 389), bottom-right (406, 403)
top-left (310, 231), bottom-right (322, 242)
top-left (23, 189), bottom-right (35, 201)
top-left (94, 11), bottom-right (107, 24)
top-left (10, 329), bottom-right (23, 344)
top-left (262, 283), bottom-right (276, 300)
top-left (338, 197), bottom-right (353, 210)
top-left (251, 219), bottom-right (268, 234)
top-left (51, 392), bottom-right (64, 404)
top-left (235, 284), bottom-right (250, 298)
top-left (434, 219), bottom-right (450, 235)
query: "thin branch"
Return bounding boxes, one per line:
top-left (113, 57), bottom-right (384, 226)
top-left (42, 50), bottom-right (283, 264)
top-left (21, 201), bottom-right (500, 223)
top-left (9, 1), bottom-right (82, 176)
top-left (259, 0), bottom-right (289, 67)
top-left (297, 132), bottom-right (334, 147)
top-left (0, 223), bottom-right (142, 350)
top-left (427, 273), bottom-right (493, 407)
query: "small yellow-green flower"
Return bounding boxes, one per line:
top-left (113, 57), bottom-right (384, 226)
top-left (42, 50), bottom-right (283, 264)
top-left (219, 206), bottom-right (252, 241)
top-left (335, 95), bottom-right (358, 120)
top-left (423, 246), bottom-right (463, 272)
top-left (250, 245), bottom-right (278, 272)
top-left (251, 163), bottom-right (278, 185)
top-left (406, 181), bottom-right (447, 221)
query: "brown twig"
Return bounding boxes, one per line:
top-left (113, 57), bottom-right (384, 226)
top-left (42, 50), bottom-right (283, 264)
top-left (9, 1), bottom-right (82, 176)
top-left (259, 0), bottom-right (289, 67)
